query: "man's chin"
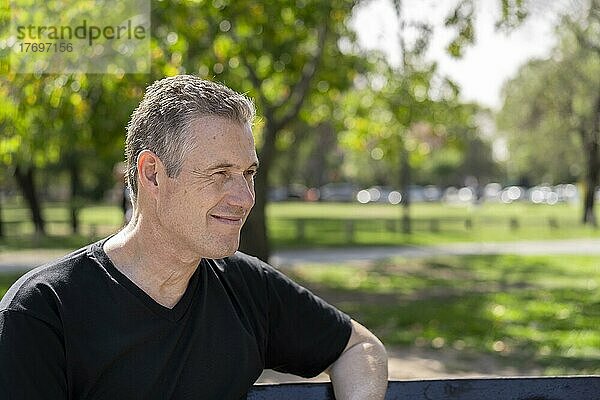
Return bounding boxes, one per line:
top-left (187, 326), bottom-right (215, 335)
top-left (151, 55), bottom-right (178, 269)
top-left (203, 240), bottom-right (240, 259)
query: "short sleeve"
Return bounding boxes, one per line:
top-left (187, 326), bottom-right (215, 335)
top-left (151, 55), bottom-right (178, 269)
top-left (0, 310), bottom-right (67, 399)
top-left (262, 266), bottom-right (352, 378)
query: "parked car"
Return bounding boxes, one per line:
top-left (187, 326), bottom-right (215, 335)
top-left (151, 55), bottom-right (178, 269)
top-left (483, 182), bottom-right (503, 202)
top-left (423, 185), bottom-right (442, 202)
top-left (356, 186), bottom-right (402, 204)
top-left (267, 184), bottom-right (308, 201)
top-left (554, 184), bottom-right (578, 203)
top-left (500, 186), bottom-right (527, 203)
top-left (319, 182), bottom-right (358, 202)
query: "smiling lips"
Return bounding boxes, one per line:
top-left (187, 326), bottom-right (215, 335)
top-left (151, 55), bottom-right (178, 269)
top-left (211, 214), bottom-right (244, 225)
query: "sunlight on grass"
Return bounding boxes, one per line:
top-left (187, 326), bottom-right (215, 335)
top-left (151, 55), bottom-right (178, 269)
top-left (287, 254), bottom-right (600, 375)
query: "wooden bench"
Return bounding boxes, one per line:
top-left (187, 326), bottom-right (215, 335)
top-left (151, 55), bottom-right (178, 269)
top-left (247, 376), bottom-right (600, 399)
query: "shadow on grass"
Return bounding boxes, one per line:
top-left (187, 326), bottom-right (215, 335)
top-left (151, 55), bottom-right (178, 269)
top-left (288, 254), bottom-right (600, 375)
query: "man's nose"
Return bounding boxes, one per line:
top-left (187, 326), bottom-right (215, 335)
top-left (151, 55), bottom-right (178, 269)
top-left (225, 174), bottom-right (255, 210)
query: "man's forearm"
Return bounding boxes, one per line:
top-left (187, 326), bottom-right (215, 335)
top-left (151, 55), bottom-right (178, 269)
top-left (328, 336), bottom-right (388, 399)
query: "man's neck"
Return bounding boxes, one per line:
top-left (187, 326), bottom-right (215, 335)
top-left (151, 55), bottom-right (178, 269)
top-left (103, 218), bottom-right (201, 309)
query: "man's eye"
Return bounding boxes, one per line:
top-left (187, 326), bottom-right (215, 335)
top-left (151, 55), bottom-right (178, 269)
top-left (245, 170), bottom-right (257, 178)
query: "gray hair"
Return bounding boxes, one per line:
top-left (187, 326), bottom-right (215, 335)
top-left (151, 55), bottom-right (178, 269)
top-left (125, 75), bottom-right (256, 204)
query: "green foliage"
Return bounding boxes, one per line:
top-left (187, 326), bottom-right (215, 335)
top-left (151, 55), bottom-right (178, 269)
top-left (337, 56), bottom-right (494, 187)
top-left (445, 0), bottom-right (475, 57)
top-left (498, 10), bottom-right (600, 184)
top-left (151, 0), bottom-right (362, 126)
top-left (2, 0), bottom-right (364, 207)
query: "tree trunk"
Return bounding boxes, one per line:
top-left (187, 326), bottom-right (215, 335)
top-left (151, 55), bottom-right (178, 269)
top-left (240, 172), bottom-right (269, 262)
top-left (582, 94), bottom-right (600, 226)
top-left (69, 162), bottom-right (81, 234)
top-left (0, 194), bottom-right (4, 238)
top-left (582, 181), bottom-right (596, 226)
top-left (281, 124), bottom-right (309, 186)
top-left (580, 140), bottom-right (597, 226)
top-left (239, 124), bottom-right (277, 262)
top-left (308, 122), bottom-right (336, 188)
top-left (399, 145), bottom-right (412, 234)
top-left (14, 164), bottom-right (46, 235)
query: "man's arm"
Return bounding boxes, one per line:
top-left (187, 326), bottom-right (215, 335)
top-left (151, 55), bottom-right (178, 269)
top-left (327, 319), bottom-right (388, 400)
top-left (0, 310), bottom-right (67, 398)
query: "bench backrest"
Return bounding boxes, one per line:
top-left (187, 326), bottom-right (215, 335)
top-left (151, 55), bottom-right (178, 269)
top-left (247, 376), bottom-right (600, 400)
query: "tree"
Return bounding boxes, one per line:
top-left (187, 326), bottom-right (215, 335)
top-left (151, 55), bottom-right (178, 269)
top-left (498, 0), bottom-right (600, 224)
top-left (565, 0), bottom-right (600, 224)
top-left (0, 75), bottom-right (56, 235)
top-left (2, 1), bottom-right (362, 255)
top-left (0, 71), bottom-right (143, 235)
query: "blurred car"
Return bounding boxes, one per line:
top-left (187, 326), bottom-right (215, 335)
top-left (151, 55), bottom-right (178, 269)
top-left (442, 186), bottom-right (476, 204)
top-left (356, 186), bottom-right (402, 204)
top-left (319, 182), bottom-right (358, 202)
top-left (423, 185), bottom-right (442, 202)
top-left (483, 182), bottom-right (503, 202)
top-left (527, 185), bottom-right (558, 205)
top-left (407, 185), bottom-right (425, 203)
top-left (268, 187), bottom-right (288, 202)
top-left (268, 184), bottom-right (308, 202)
top-left (500, 186), bottom-right (527, 203)
top-left (554, 184), bottom-right (578, 203)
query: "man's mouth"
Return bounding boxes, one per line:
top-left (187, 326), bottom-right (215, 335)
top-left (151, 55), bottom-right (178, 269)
top-left (210, 214), bottom-right (244, 225)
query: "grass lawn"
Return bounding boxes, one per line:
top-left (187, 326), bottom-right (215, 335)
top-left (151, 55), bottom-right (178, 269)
top-left (285, 254), bottom-right (600, 375)
top-left (268, 202), bottom-right (600, 248)
top-left (3, 201), bottom-right (600, 251)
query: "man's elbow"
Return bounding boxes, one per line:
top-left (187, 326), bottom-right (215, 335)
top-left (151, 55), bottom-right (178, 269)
top-left (344, 319), bottom-right (388, 371)
top-left (327, 321), bottom-right (388, 399)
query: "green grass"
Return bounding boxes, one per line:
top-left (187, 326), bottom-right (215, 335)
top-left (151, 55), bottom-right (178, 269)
top-left (286, 254), bottom-right (600, 375)
top-left (0, 272), bottom-right (25, 298)
top-left (269, 202), bottom-right (600, 248)
top-left (2, 201), bottom-right (600, 251)
top-left (1, 202), bottom-right (123, 251)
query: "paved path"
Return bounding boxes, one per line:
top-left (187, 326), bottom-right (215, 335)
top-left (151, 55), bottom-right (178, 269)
top-left (3, 238), bottom-right (600, 272)
top-left (0, 249), bottom-right (73, 272)
top-left (270, 238), bottom-right (600, 267)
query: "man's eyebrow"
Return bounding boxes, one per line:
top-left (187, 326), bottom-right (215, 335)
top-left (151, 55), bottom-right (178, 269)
top-left (202, 161), bottom-right (260, 171)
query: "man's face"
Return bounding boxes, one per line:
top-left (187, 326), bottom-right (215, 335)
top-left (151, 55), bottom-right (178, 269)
top-left (156, 116), bottom-right (258, 259)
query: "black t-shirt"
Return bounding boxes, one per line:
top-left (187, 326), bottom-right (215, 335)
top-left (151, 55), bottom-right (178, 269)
top-left (0, 238), bottom-right (352, 399)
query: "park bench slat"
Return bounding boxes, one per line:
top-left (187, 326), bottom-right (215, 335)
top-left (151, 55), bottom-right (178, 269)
top-left (247, 376), bottom-right (600, 400)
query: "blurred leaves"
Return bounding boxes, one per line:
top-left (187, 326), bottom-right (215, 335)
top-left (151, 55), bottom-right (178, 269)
top-left (498, 0), bottom-right (600, 185)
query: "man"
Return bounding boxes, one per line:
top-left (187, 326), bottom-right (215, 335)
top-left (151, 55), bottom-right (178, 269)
top-left (0, 75), bottom-right (387, 399)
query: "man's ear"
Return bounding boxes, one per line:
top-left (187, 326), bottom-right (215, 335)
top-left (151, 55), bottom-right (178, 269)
top-left (137, 150), bottom-right (163, 197)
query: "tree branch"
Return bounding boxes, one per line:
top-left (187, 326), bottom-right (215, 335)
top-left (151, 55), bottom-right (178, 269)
top-left (272, 23), bottom-right (328, 132)
top-left (566, 13), bottom-right (600, 55)
top-left (229, 29), bottom-right (271, 115)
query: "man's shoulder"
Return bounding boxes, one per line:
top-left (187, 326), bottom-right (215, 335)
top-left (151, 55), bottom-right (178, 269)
top-left (208, 252), bottom-right (285, 289)
top-left (0, 242), bottom-right (98, 316)
top-left (220, 251), bottom-right (278, 275)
